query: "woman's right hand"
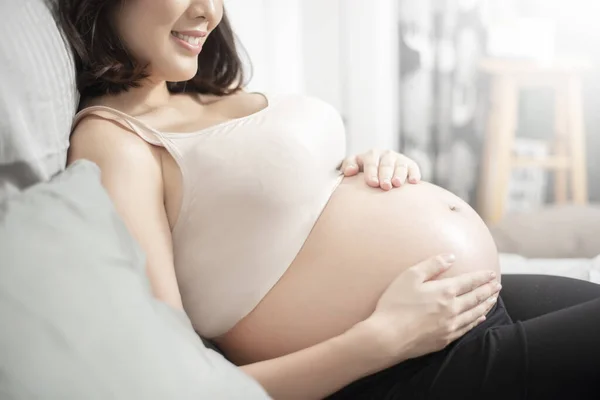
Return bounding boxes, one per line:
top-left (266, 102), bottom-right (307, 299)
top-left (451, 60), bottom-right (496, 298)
top-left (358, 254), bottom-right (501, 365)
top-left (241, 255), bottom-right (499, 400)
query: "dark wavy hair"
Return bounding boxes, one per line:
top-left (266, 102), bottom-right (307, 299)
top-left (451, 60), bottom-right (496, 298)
top-left (56, 0), bottom-right (248, 98)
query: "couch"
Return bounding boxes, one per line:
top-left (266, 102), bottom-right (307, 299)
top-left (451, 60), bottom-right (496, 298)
top-left (491, 205), bottom-right (600, 283)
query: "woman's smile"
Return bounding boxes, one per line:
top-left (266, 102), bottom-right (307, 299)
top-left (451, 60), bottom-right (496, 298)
top-left (170, 30), bottom-right (205, 55)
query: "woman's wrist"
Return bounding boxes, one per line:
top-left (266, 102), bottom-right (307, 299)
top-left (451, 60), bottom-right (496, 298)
top-left (343, 317), bottom-right (410, 375)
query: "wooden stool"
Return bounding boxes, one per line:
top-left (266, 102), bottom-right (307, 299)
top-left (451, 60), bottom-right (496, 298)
top-left (477, 58), bottom-right (590, 225)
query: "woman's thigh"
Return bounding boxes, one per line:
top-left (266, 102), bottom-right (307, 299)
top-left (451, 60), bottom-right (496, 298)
top-left (430, 296), bottom-right (600, 400)
top-left (329, 292), bottom-right (600, 400)
top-left (501, 274), bottom-right (600, 321)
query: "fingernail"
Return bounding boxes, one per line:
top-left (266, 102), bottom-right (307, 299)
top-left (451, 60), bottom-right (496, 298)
top-left (392, 177), bottom-right (402, 186)
top-left (490, 272), bottom-right (496, 279)
top-left (370, 176), bottom-right (379, 184)
top-left (495, 283), bottom-right (502, 291)
top-left (382, 179), bottom-right (391, 188)
top-left (488, 296), bottom-right (498, 304)
top-left (440, 254), bottom-right (456, 264)
top-left (479, 316), bottom-right (486, 323)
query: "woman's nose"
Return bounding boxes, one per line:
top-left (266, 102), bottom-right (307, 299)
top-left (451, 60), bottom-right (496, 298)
top-left (188, 0), bottom-right (220, 27)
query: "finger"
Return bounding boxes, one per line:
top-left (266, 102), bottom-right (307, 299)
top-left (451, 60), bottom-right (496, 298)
top-left (392, 163), bottom-right (409, 187)
top-left (448, 314), bottom-right (487, 343)
top-left (455, 280), bottom-right (502, 315)
top-left (482, 293), bottom-right (500, 315)
top-left (453, 294), bottom-right (498, 332)
top-left (339, 155), bottom-right (360, 177)
top-left (411, 254), bottom-right (456, 282)
top-left (407, 161), bottom-right (422, 184)
top-left (439, 270), bottom-right (497, 297)
top-left (359, 150), bottom-right (380, 187)
top-left (378, 152), bottom-right (396, 190)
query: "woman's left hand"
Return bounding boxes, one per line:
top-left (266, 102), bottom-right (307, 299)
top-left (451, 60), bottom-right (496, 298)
top-left (339, 149), bottom-right (422, 191)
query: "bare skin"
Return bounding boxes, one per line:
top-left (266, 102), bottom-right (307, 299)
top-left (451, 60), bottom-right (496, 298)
top-left (216, 177), bottom-right (501, 364)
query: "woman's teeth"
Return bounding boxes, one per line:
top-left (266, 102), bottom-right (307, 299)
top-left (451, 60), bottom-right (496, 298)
top-left (171, 31), bottom-right (201, 46)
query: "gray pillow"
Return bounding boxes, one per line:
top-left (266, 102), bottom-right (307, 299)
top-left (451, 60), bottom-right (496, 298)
top-left (0, 0), bottom-right (78, 197)
top-left (0, 160), bottom-right (269, 400)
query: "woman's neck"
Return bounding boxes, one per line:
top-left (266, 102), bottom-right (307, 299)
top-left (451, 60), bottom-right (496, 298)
top-left (89, 78), bottom-right (174, 116)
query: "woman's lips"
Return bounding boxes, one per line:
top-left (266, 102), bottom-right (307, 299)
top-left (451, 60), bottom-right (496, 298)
top-left (171, 31), bottom-right (204, 55)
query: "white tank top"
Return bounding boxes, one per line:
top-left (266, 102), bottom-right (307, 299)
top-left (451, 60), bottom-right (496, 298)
top-left (73, 93), bottom-right (347, 337)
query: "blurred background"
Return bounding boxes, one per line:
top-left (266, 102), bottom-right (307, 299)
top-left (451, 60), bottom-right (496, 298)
top-left (226, 0), bottom-right (600, 223)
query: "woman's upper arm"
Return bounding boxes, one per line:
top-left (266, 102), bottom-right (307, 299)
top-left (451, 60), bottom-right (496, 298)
top-left (68, 117), bottom-right (183, 309)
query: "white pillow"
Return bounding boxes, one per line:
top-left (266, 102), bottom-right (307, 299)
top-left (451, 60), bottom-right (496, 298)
top-left (0, 160), bottom-right (270, 400)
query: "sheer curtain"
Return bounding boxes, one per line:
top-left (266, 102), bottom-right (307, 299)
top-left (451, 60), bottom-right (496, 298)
top-left (398, 0), bottom-right (487, 204)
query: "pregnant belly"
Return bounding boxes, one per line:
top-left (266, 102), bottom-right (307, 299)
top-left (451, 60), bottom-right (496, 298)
top-left (216, 176), bottom-right (500, 365)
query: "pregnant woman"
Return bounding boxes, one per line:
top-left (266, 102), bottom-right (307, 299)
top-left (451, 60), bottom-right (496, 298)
top-left (58, 0), bottom-right (600, 399)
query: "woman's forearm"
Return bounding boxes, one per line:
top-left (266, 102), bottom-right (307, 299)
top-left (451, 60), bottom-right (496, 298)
top-left (240, 323), bottom-right (396, 400)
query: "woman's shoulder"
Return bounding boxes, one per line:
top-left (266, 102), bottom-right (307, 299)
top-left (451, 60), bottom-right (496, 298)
top-left (68, 115), bottom-right (165, 211)
top-left (69, 99), bottom-right (164, 178)
top-left (69, 114), bottom-right (162, 169)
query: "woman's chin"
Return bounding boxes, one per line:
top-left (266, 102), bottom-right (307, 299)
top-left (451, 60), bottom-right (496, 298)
top-left (165, 66), bottom-right (198, 84)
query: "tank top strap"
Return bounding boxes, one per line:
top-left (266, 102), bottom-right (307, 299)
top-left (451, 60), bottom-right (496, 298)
top-left (72, 105), bottom-right (164, 146)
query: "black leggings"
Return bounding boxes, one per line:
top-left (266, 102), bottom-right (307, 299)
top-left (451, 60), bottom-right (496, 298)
top-left (328, 274), bottom-right (600, 400)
